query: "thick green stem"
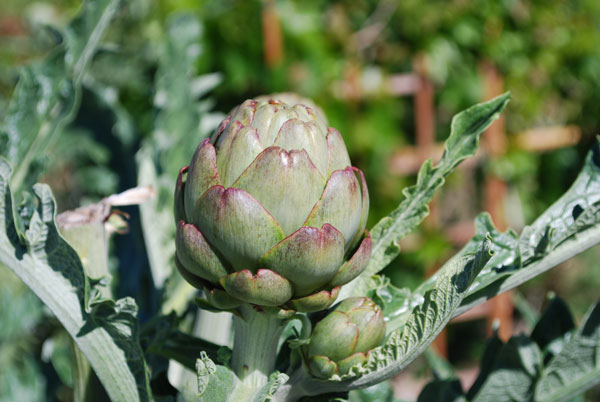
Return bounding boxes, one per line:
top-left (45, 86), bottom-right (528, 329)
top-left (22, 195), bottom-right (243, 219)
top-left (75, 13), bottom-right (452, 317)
top-left (232, 304), bottom-right (285, 389)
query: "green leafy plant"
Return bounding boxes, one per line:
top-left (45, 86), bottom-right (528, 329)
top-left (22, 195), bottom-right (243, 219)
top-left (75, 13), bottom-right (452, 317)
top-left (419, 296), bottom-right (600, 402)
top-left (1, 1), bottom-right (600, 401)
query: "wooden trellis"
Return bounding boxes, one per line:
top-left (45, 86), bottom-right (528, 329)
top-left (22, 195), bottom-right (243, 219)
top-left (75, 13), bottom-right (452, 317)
top-left (259, 3), bottom-right (582, 356)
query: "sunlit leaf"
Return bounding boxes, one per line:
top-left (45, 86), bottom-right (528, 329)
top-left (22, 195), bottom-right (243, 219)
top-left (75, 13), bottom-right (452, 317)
top-left (274, 240), bottom-right (491, 398)
top-left (457, 140), bottom-right (600, 316)
top-left (0, 159), bottom-right (151, 401)
top-left (344, 93), bottom-right (510, 298)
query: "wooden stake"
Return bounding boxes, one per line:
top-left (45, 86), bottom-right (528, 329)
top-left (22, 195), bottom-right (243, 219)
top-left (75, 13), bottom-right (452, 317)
top-left (481, 62), bottom-right (513, 341)
top-left (261, 0), bottom-right (283, 68)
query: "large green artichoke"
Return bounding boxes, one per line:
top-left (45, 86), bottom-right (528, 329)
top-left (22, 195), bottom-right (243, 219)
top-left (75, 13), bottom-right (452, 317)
top-left (174, 96), bottom-right (371, 312)
top-left (306, 297), bottom-right (385, 378)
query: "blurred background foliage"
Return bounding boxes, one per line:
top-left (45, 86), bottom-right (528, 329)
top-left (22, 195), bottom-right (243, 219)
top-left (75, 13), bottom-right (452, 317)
top-left (1, 0), bottom-right (600, 400)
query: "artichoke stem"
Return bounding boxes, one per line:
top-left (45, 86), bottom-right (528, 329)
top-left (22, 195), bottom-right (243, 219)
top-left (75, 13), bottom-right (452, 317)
top-left (232, 304), bottom-right (286, 389)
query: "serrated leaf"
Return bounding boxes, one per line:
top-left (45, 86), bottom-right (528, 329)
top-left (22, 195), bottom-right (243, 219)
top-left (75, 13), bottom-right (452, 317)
top-left (384, 212), bottom-right (521, 336)
top-left (535, 302), bottom-right (600, 402)
top-left (456, 140), bottom-right (600, 317)
top-left (252, 372), bottom-right (289, 402)
top-left (0, 0), bottom-right (120, 191)
top-left (2, 50), bottom-right (76, 190)
top-left (180, 355), bottom-right (238, 402)
top-left (275, 240), bottom-right (491, 398)
top-left (470, 335), bottom-right (542, 402)
top-left (416, 213), bottom-right (520, 308)
top-left (135, 13), bottom-right (231, 349)
top-left (197, 352), bottom-right (217, 396)
top-left (461, 213), bottom-right (521, 271)
top-left (520, 139), bottom-right (600, 264)
top-left (0, 159), bottom-right (151, 401)
top-left (366, 275), bottom-right (413, 334)
top-left (426, 299), bottom-right (600, 402)
top-left (344, 93), bottom-right (510, 298)
top-left (343, 241), bottom-right (491, 387)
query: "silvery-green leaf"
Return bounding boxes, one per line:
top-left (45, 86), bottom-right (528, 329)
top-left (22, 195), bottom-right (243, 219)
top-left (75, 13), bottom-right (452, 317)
top-left (534, 302), bottom-right (600, 402)
top-left (345, 93), bottom-right (510, 298)
top-left (0, 160), bottom-right (151, 401)
top-left (470, 335), bottom-right (542, 402)
top-left (139, 12), bottom-right (220, 291)
top-left (421, 298), bottom-right (600, 402)
top-left (415, 213), bottom-right (520, 303)
top-left (251, 372), bottom-right (289, 402)
top-left (180, 354), bottom-right (238, 402)
top-left (365, 275), bottom-right (413, 334)
top-left (139, 11), bottom-right (222, 283)
top-left (520, 140), bottom-right (600, 263)
top-left (465, 330), bottom-right (505, 400)
top-left (456, 140), bottom-right (600, 317)
top-left (273, 240), bottom-right (491, 399)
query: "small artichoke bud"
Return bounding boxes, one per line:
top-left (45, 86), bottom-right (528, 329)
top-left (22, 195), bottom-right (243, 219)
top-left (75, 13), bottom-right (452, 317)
top-left (307, 297), bottom-right (385, 378)
top-left (174, 95), bottom-right (372, 312)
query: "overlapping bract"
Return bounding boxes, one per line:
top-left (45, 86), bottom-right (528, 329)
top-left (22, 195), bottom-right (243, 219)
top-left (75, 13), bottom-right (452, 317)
top-left (175, 96), bottom-right (371, 312)
top-left (306, 297), bottom-right (386, 378)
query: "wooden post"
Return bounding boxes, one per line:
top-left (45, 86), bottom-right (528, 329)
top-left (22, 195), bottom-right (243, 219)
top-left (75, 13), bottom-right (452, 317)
top-left (261, 0), bottom-right (283, 68)
top-left (481, 62), bottom-right (514, 341)
top-left (413, 54), bottom-right (435, 157)
top-left (414, 54), bottom-right (439, 227)
top-left (414, 54), bottom-right (448, 357)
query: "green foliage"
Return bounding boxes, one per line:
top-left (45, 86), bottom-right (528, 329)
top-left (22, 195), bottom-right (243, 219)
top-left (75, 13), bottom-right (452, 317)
top-left (274, 239), bottom-right (491, 399)
top-left (1, 1), bottom-right (600, 401)
top-left (0, 160), bottom-right (151, 401)
top-left (348, 93), bottom-right (510, 298)
top-left (419, 296), bottom-right (600, 402)
top-left (0, 269), bottom-right (45, 402)
top-left (0, 0), bottom-right (120, 192)
top-left (137, 10), bottom-right (223, 304)
top-left (457, 139), bottom-right (600, 315)
top-left (142, 313), bottom-right (225, 371)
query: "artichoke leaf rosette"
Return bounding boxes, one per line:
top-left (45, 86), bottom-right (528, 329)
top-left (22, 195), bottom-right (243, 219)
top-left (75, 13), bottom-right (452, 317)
top-left (306, 297), bottom-right (386, 379)
top-left (174, 97), bottom-right (371, 313)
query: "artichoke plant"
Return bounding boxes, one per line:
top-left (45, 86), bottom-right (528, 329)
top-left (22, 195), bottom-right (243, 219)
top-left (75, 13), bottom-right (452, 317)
top-left (175, 96), bottom-right (371, 312)
top-left (306, 297), bottom-right (386, 378)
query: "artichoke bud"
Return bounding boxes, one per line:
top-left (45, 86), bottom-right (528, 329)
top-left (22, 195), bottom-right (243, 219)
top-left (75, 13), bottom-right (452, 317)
top-left (175, 95), bottom-right (372, 312)
top-left (307, 297), bottom-right (385, 378)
